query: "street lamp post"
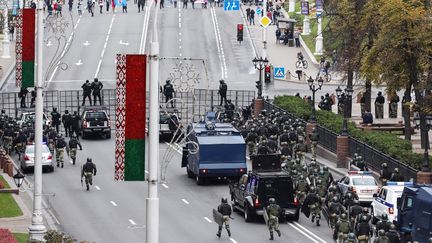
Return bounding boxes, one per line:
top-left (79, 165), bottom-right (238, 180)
top-left (414, 116), bottom-right (432, 172)
top-left (1, 0), bottom-right (10, 58)
top-left (307, 76), bottom-right (324, 123)
top-left (336, 86), bottom-right (353, 136)
top-left (13, 171), bottom-right (25, 188)
top-left (252, 57), bottom-right (268, 99)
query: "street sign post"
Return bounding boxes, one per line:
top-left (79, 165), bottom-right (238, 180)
top-left (223, 0), bottom-right (240, 11)
top-left (274, 67), bottom-right (285, 79)
top-left (260, 16), bottom-right (271, 28)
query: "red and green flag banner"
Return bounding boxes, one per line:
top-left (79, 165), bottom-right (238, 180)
top-left (15, 8), bottom-right (35, 88)
top-left (115, 54), bottom-right (147, 181)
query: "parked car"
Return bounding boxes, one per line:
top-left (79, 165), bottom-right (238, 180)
top-left (21, 144), bottom-right (54, 173)
top-left (16, 112), bottom-right (51, 127)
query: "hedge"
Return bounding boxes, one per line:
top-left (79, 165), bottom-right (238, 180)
top-left (0, 229), bottom-right (18, 243)
top-left (274, 95), bottom-right (428, 169)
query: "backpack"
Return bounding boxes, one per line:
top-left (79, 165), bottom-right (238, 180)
top-left (338, 220), bottom-right (350, 233)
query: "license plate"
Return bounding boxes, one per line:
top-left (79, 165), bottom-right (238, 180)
top-left (285, 209), bottom-right (291, 214)
top-left (93, 129), bottom-right (101, 131)
top-left (361, 190), bottom-right (373, 193)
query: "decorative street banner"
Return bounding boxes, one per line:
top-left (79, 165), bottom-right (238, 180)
top-left (16, 8), bottom-right (35, 88)
top-left (301, 1), bottom-right (309, 15)
top-left (115, 54), bottom-right (146, 181)
top-left (316, 0), bottom-right (323, 12)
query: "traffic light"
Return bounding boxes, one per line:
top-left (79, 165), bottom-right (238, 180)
top-left (237, 24), bottom-right (243, 42)
top-left (264, 65), bottom-right (271, 83)
top-left (256, 80), bottom-right (262, 97)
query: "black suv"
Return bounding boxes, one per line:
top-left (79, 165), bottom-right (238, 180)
top-left (159, 109), bottom-right (180, 139)
top-left (229, 154), bottom-right (300, 222)
top-left (80, 108), bottom-right (111, 139)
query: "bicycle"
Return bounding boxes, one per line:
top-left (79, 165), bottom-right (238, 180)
top-left (295, 59), bottom-right (308, 69)
top-left (317, 67), bottom-right (331, 82)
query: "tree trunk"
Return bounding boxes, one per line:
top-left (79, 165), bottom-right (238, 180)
top-left (402, 87), bottom-right (412, 141)
top-left (365, 79), bottom-right (372, 112)
top-left (347, 68), bottom-right (354, 118)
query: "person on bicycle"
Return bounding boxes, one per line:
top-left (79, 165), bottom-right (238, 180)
top-left (297, 52), bottom-right (304, 62)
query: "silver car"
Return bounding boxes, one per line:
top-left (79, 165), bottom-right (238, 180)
top-left (21, 144), bottom-right (54, 173)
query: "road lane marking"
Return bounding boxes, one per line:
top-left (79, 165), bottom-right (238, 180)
top-left (110, 201), bottom-right (118, 206)
top-left (129, 219), bottom-right (137, 225)
top-left (181, 199), bottom-right (189, 205)
top-left (293, 222), bottom-right (327, 243)
top-left (95, 185), bottom-right (101, 190)
top-left (161, 183), bottom-right (169, 189)
top-left (288, 223), bottom-right (320, 243)
top-left (204, 217), bottom-right (212, 223)
top-left (211, 6), bottom-right (228, 79)
top-left (94, 14), bottom-right (115, 78)
top-left (229, 238), bottom-right (238, 243)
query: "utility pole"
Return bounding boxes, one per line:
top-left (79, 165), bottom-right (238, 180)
top-left (1, 2), bottom-right (10, 58)
top-left (261, 0), bottom-right (268, 98)
top-left (28, 0), bottom-right (47, 240)
top-left (147, 1), bottom-right (160, 242)
top-left (314, 13), bottom-right (323, 55)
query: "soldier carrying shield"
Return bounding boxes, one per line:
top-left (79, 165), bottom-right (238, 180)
top-left (265, 198), bottom-right (282, 240)
top-left (214, 197), bottom-right (232, 238)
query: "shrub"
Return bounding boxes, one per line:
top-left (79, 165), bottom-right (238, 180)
top-left (0, 228), bottom-right (18, 243)
top-left (274, 95), bottom-right (427, 169)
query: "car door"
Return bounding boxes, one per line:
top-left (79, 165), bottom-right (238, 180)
top-left (375, 188), bottom-right (387, 218)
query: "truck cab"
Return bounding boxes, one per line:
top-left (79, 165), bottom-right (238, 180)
top-left (181, 121), bottom-right (247, 185)
top-left (396, 184), bottom-right (432, 243)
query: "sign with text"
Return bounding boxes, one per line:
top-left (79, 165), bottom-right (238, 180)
top-left (301, 1), bottom-right (309, 15)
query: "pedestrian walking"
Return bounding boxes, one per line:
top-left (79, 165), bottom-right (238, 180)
top-left (91, 78), bottom-right (103, 105)
top-left (50, 107), bottom-right (61, 133)
top-left (81, 80), bottom-right (93, 106)
top-left (77, 0), bottom-right (82, 15)
top-left (99, 0), bottom-right (103, 13)
top-left (87, 0), bottom-right (94, 16)
top-left (215, 197), bottom-right (232, 238)
top-left (68, 0), bottom-right (73, 11)
top-left (218, 79), bottom-right (228, 106)
top-left (173, 0), bottom-right (177, 7)
top-left (105, 0), bottom-right (110, 11)
top-left (18, 87), bottom-right (28, 108)
top-left (249, 9), bottom-right (255, 25)
top-left (62, 110), bottom-right (72, 137)
top-left (375, 91), bottom-right (385, 119)
top-left (183, 0), bottom-right (187, 8)
top-left (246, 7), bottom-right (251, 24)
top-left (122, 0), bottom-right (127, 13)
top-left (294, 28), bottom-right (300, 47)
top-left (81, 158), bottom-right (97, 191)
top-left (138, 0), bottom-right (145, 11)
top-left (8, 24), bottom-right (14, 41)
top-left (160, 0), bottom-right (164, 8)
top-left (191, 0), bottom-right (194, 8)
top-left (163, 79), bottom-right (175, 108)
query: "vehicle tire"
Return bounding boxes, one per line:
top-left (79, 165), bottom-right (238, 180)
top-left (82, 132), bottom-right (87, 139)
top-left (289, 209), bottom-right (300, 222)
top-left (196, 175), bottom-right (204, 185)
top-left (186, 167), bottom-right (194, 178)
top-left (295, 60), bottom-right (301, 69)
top-left (244, 204), bottom-right (254, 222)
top-left (370, 207), bottom-right (378, 224)
top-left (106, 131), bottom-right (111, 139)
top-left (50, 166), bottom-right (55, 173)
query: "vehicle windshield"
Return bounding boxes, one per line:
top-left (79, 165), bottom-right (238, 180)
top-left (26, 146), bottom-right (50, 154)
top-left (22, 113), bottom-right (47, 121)
top-left (85, 112), bottom-right (107, 119)
top-left (353, 177), bottom-right (377, 186)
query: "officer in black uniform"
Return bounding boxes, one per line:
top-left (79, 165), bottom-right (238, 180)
top-left (70, 111), bottom-right (81, 137)
top-left (51, 107), bottom-right (61, 133)
top-left (163, 80), bottom-right (175, 108)
top-left (62, 110), bottom-right (72, 137)
top-left (218, 80), bottom-right (228, 106)
top-left (224, 99), bottom-right (235, 121)
top-left (380, 163), bottom-right (392, 185)
top-left (81, 157), bottom-right (97, 191)
top-left (385, 224), bottom-right (401, 243)
top-left (390, 168), bottom-right (405, 182)
top-left (68, 135), bottom-right (82, 165)
top-left (355, 215), bottom-right (372, 242)
top-left (375, 214), bottom-right (392, 236)
top-left (216, 197), bottom-right (232, 238)
top-left (91, 78), bottom-right (104, 105)
top-left (19, 87), bottom-right (29, 108)
top-left (81, 80), bottom-right (93, 106)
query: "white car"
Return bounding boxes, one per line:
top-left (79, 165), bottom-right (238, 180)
top-left (17, 112), bottom-right (51, 127)
top-left (371, 181), bottom-right (413, 223)
top-left (21, 144), bottom-right (54, 173)
top-left (337, 171), bottom-right (379, 204)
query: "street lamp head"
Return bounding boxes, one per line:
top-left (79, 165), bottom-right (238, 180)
top-left (318, 76), bottom-right (324, 88)
top-left (307, 76), bottom-right (314, 87)
top-left (335, 86), bottom-right (342, 98)
top-left (263, 58), bottom-right (269, 64)
top-left (426, 116), bottom-right (432, 128)
top-left (252, 57), bottom-right (258, 68)
top-left (13, 171), bottom-right (25, 188)
top-left (345, 87), bottom-right (354, 97)
top-left (414, 117), bottom-right (421, 128)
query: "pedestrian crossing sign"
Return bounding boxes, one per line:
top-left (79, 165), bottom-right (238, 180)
top-left (274, 67), bottom-right (285, 79)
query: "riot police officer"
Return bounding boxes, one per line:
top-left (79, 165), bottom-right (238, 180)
top-left (329, 196), bottom-right (345, 229)
top-left (385, 224), bottom-right (401, 243)
top-left (335, 213), bottom-right (351, 242)
top-left (92, 78), bottom-right (104, 105)
top-left (355, 215), bottom-right (372, 243)
top-left (266, 198), bottom-right (281, 240)
top-left (349, 199), bottom-right (363, 227)
top-left (163, 79), bottom-right (175, 108)
top-left (375, 214), bottom-right (392, 236)
top-left (374, 229), bottom-right (389, 243)
top-left (302, 187), bottom-right (321, 226)
top-left (218, 80), bottom-right (228, 106)
top-left (81, 157), bottom-right (97, 191)
top-left (216, 197), bottom-right (232, 238)
top-left (380, 163), bottom-right (392, 185)
top-left (309, 128), bottom-right (319, 158)
top-left (51, 107), bottom-right (61, 133)
top-left (81, 80), bottom-right (93, 106)
top-left (62, 110), bottom-right (72, 137)
top-left (295, 175), bottom-right (309, 204)
top-left (3, 124), bottom-right (15, 155)
top-left (68, 135), bottom-right (82, 165)
top-left (55, 134), bottom-right (68, 168)
top-left (245, 128), bottom-right (258, 156)
top-left (389, 168), bottom-right (405, 182)
top-left (70, 111), bottom-right (81, 137)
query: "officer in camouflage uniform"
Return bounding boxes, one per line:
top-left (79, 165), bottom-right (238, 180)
top-left (294, 158), bottom-right (303, 172)
top-left (216, 197), bottom-right (232, 238)
top-left (295, 175), bottom-right (309, 204)
top-left (375, 214), bottom-right (392, 236)
top-left (316, 179), bottom-right (327, 198)
top-left (266, 198), bottom-right (281, 240)
top-left (296, 125), bottom-right (305, 141)
top-left (81, 157), bottom-right (97, 191)
top-left (309, 128), bottom-right (319, 158)
top-left (47, 127), bottom-right (57, 153)
top-left (282, 155), bottom-right (294, 174)
top-left (245, 128), bottom-right (258, 156)
top-left (335, 213), bottom-right (351, 242)
top-left (68, 135), bottom-right (82, 165)
top-left (3, 123), bottom-right (14, 155)
top-left (55, 134), bottom-right (68, 168)
top-left (322, 166), bottom-right (333, 187)
top-left (294, 136), bottom-right (307, 162)
top-left (374, 230), bottom-right (389, 243)
top-left (280, 142), bottom-right (292, 157)
top-left (344, 233), bottom-right (357, 243)
top-left (13, 130), bottom-right (27, 160)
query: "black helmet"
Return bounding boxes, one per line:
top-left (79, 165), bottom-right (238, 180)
top-left (347, 233), bottom-right (355, 240)
top-left (378, 229), bottom-right (385, 236)
top-left (361, 215), bottom-right (368, 222)
top-left (340, 213), bottom-right (347, 219)
top-left (219, 79), bottom-right (224, 83)
top-left (269, 198), bottom-right (276, 204)
top-left (166, 79), bottom-right (171, 84)
top-left (87, 158), bottom-right (92, 163)
top-left (390, 224), bottom-right (396, 230)
top-left (382, 163), bottom-right (388, 168)
top-left (309, 187), bottom-right (316, 193)
top-left (381, 213), bottom-right (388, 221)
top-left (362, 207), bottom-right (369, 213)
top-left (394, 167), bottom-right (400, 173)
top-left (332, 196), bottom-right (339, 203)
top-left (221, 197), bottom-right (227, 203)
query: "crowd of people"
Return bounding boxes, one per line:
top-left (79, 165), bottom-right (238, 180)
top-left (216, 108), bottom-right (409, 242)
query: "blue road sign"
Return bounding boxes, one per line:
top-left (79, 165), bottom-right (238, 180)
top-left (274, 67), bottom-right (285, 79)
top-left (224, 0), bottom-right (240, 11)
top-left (256, 8), bottom-right (262, 15)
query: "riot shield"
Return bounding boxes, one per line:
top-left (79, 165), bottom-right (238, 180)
top-left (212, 208), bottom-right (223, 226)
top-left (263, 208), bottom-right (269, 226)
top-left (322, 205), bottom-right (330, 227)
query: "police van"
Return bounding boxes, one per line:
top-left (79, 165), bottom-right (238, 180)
top-left (370, 181), bottom-right (413, 224)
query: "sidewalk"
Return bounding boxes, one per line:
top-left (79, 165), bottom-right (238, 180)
top-left (0, 173), bottom-right (32, 233)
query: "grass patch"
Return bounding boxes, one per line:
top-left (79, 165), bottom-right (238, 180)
top-left (0, 175), bottom-right (11, 189)
top-left (13, 233), bottom-right (29, 243)
top-left (0, 193), bottom-right (23, 218)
